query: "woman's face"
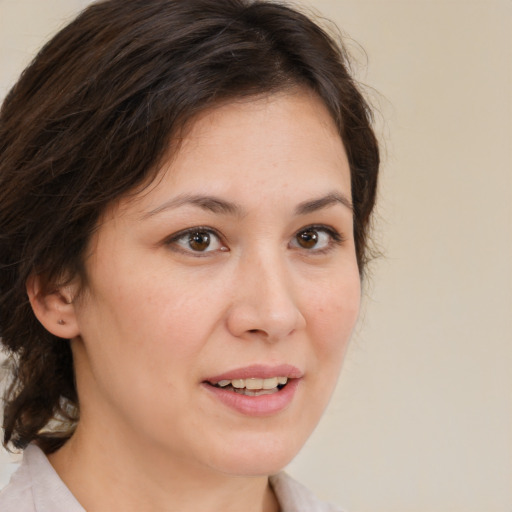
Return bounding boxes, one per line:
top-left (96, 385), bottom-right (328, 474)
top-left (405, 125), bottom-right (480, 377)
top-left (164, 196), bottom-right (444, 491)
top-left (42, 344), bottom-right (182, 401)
top-left (70, 90), bottom-right (360, 476)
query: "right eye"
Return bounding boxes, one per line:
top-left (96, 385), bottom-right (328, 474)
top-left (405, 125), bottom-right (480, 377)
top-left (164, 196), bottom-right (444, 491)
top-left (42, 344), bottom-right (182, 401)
top-left (167, 228), bottom-right (227, 255)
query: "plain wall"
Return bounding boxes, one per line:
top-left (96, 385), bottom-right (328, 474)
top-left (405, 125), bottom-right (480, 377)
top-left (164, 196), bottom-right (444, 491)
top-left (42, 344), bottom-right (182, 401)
top-left (1, 1), bottom-right (511, 511)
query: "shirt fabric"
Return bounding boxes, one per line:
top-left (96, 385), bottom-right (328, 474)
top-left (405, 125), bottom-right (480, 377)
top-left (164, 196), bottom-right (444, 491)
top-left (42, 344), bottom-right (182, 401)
top-left (0, 444), bottom-right (343, 512)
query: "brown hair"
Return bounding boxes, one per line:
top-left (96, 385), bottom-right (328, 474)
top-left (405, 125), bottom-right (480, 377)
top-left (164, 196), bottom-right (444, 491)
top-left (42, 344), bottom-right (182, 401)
top-left (0, 0), bottom-right (379, 453)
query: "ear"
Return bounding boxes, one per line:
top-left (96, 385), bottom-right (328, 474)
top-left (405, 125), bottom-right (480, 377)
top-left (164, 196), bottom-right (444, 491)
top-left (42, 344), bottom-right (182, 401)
top-left (26, 274), bottom-right (81, 339)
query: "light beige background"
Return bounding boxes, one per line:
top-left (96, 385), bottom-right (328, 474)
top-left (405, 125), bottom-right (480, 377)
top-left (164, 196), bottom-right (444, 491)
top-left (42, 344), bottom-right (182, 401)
top-left (1, 1), bottom-right (511, 511)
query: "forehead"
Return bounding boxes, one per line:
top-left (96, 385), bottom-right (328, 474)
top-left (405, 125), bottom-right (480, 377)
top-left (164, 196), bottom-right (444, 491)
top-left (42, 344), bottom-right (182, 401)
top-left (120, 90), bottom-right (351, 218)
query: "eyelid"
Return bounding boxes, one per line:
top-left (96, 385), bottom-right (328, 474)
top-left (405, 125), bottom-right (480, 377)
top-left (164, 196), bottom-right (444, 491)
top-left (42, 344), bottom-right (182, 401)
top-left (164, 226), bottom-right (227, 255)
top-left (290, 224), bottom-right (345, 252)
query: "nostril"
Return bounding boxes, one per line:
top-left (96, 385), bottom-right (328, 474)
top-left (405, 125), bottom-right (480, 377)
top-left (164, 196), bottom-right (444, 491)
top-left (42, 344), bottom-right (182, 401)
top-left (226, 298), bottom-right (304, 340)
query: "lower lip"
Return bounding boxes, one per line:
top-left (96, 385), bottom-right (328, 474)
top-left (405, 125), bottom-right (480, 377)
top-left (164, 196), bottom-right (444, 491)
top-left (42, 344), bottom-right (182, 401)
top-left (202, 379), bottom-right (301, 417)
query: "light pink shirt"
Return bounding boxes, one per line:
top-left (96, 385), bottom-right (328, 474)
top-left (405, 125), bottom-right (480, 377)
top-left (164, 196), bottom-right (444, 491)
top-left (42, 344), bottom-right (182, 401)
top-left (0, 445), bottom-right (343, 512)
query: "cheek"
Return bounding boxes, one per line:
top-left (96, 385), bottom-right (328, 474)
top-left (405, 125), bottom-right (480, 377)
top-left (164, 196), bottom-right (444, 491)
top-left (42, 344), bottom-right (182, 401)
top-left (307, 273), bottom-right (361, 348)
top-left (301, 271), bottom-right (360, 402)
top-left (109, 270), bottom-right (225, 368)
top-left (73, 273), bottom-right (215, 424)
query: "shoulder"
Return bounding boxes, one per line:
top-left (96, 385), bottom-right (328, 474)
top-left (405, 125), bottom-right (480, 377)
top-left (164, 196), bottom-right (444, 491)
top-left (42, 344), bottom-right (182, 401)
top-left (270, 472), bottom-right (345, 512)
top-left (0, 447), bottom-right (36, 512)
top-left (0, 444), bottom-right (84, 512)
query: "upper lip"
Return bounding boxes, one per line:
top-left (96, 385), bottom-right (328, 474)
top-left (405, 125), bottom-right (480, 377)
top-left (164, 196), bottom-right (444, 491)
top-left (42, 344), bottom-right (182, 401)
top-left (204, 364), bottom-right (303, 384)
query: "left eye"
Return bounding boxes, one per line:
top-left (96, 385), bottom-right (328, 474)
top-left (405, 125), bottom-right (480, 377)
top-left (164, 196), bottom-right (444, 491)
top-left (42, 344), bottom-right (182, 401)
top-left (170, 229), bottom-right (225, 253)
top-left (290, 226), bottom-right (340, 251)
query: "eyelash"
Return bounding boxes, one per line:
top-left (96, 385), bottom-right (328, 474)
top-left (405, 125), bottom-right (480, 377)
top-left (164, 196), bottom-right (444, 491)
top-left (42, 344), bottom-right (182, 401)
top-left (164, 226), bottom-right (226, 257)
top-left (164, 224), bottom-right (345, 256)
top-left (290, 224), bottom-right (346, 254)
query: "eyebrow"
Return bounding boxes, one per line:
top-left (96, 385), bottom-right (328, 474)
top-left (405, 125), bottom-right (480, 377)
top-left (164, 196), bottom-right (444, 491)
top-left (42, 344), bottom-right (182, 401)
top-left (294, 192), bottom-right (353, 215)
top-left (143, 191), bottom-right (352, 219)
top-left (144, 194), bottom-right (243, 218)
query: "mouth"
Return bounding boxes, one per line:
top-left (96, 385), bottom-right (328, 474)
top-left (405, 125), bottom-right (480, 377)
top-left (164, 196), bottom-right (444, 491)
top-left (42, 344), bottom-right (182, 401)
top-left (202, 365), bottom-right (302, 416)
top-left (206, 376), bottom-right (290, 396)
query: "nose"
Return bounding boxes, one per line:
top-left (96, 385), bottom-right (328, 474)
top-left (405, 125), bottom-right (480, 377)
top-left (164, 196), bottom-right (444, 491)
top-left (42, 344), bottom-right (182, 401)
top-left (226, 251), bottom-right (306, 342)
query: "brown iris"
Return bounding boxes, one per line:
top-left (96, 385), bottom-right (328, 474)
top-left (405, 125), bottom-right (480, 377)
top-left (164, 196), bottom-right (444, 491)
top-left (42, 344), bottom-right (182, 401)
top-left (296, 229), bottom-right (318, 249)
top-left (189, 231), bottom-right (211, 251)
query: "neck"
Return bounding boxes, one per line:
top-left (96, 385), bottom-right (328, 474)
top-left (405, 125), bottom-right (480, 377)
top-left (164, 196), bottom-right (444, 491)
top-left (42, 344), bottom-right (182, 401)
top-left (48, 422), bottom-right (279, 512)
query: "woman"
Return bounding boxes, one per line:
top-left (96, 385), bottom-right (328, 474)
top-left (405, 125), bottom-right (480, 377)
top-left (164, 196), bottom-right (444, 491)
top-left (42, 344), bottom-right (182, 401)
top-left (0, 0), bottom-right (379, 510)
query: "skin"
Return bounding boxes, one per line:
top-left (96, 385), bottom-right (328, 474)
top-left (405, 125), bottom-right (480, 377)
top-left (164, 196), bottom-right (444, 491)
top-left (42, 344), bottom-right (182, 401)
top-left (31, 89), bottom-right (361, 512)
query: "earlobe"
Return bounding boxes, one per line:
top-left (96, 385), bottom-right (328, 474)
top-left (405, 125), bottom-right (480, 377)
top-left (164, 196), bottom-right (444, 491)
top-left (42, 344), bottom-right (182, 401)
top-left (26, 274), bottom-right (81, 339)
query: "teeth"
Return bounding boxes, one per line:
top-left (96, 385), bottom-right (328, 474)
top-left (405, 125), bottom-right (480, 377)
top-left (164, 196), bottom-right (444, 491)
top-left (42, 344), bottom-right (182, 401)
top-left (234, 388), bottom-right (278, 396)
top-left (262, 377), bottom-right (278, 389)
top-left (215, 377), bottom-right (288, 390)
top-left (246, 378), bottom-right (263, 390)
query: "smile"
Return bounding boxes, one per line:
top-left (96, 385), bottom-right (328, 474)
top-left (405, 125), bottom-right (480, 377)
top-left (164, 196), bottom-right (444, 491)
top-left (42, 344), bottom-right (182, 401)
top-left (203, 365), bottom-right (302, 416)
top-left (212, 377), bottom-right (289, 396)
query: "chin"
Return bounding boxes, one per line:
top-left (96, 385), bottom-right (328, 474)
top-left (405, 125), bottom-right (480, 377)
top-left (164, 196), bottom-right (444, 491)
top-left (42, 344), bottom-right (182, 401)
top-left (204, 430), bottom-right (308, 477)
